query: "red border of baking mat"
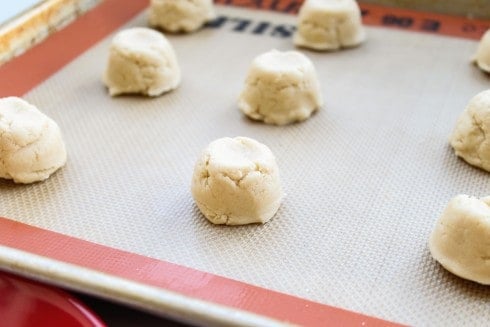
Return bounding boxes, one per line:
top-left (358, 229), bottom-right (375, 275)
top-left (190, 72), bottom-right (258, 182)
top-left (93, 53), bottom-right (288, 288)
top-left (0, 217), bottom-right (398, 326)
top-left (0, 0), bottom-right (487, 325)
top-left (216, 0), bottom-right (489, 40)
top-left (0, 0), bottom-right (488, 98)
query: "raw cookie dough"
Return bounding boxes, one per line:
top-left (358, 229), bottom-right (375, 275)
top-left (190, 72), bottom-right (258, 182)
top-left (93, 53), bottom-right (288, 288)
top-left (450, 89), bottom-right (490, 172)
top-left (149, 0), bottom-right (215, 33)
top-left (429, 195), bottom-right (490, 285)
top-left (294, 0), bottom-right (366, 51)
top-left (238, 49), bottom-right (323, 125)
top-left (103, 27), bottom-right (181, 97)
top-left (191, 137), bottom-right (283, 225)
top-left (473, 29), bottom-right (490, 73)
top-left (0, 97), bottom-right (67, 184)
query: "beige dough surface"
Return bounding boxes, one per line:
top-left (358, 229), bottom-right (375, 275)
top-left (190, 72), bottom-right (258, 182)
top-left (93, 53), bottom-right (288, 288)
top-left (238, 49), bottom-right (323, 125)
top-left (450, 89), bottom-right (490, 172)
top-left (0, 97), bottom-right (67, 184)
top-left (149, 0), bottom-right (215, 33)
top-left (429, 195), bottom-right (490, 285)
top-left (191, 137), bottom-right (283, 226)
top-left (473, 29), bottom-right (490, 73)
top-left (103, 27), bottom-right (181, 97)
top-left (294, 0), bottom-right (366, 51)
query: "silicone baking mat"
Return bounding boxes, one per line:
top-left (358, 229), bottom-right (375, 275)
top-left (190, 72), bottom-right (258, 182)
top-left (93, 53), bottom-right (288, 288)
top-left (0, 0), bottom-right (489, 325)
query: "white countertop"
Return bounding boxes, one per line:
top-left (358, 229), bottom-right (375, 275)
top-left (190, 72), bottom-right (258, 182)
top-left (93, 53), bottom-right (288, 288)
top-left (0, 0), bottom-right (41, 26)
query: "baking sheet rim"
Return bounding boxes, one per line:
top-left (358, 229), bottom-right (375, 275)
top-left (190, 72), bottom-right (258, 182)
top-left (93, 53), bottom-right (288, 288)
top-left (0, 244), bottom-right (287, 327)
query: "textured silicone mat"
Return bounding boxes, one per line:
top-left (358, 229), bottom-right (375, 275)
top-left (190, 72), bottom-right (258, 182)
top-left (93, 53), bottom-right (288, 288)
top-left (1, 2), bottom-right (490, 326)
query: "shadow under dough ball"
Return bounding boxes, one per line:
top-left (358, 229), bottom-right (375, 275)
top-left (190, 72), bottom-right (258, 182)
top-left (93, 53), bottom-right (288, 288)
top-left (473, 29), bottom-right (490, 73)
top-left (238, 49), bottom-right (323, 126)
top-left (191, 137), bottom-right (283, 226)
top-left (450, 90), bottom-right (490, 172)
top-left (148, 0), bottom-right (215, 33)
top-left (0, 97), bottom-right (67, 184)
top-left (294, 0), bottom-right (366, 51)
top-left (429, 195), bottom-right (490, 285)
top-left (103, 27), bottom-right (181, 97)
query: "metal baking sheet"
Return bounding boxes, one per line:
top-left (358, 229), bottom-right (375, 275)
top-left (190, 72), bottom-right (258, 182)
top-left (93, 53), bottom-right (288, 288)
top-left (1, 1), bottom-right (489, 325)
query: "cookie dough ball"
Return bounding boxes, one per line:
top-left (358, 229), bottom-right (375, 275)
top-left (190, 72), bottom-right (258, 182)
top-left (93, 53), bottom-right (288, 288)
top-left (0, 97), bottom-right (67, 184)
top-left (473, 29), bottom-right (490, 73)
top-left (191, 137), bottom-right (283, 225)
top-left (450, 90), bottom-right (490, 171)
top-left (149, 0), bottom-right (215, 33)
top-left (429, 195), bottom-right (490, 285)
top-left (103, 27), bottom-right (181, 97)
top-left (294, 0), bottom-right (366, 51)
top-left (238, 50), bottom-right (323, 125)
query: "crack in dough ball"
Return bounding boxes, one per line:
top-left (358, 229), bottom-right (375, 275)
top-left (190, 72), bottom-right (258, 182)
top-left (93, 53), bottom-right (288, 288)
top-left (294, 0), bottom-right (366, 51)
top-left (429, 195), bottom-right (490, 285)
top-left (473, 29), bottom-right (490, 73)
top-left (450, 90), bottom-right (490, 172)
top-left (0, 97), bottom-right (67, 184)
top-left (191, 137), bottom-right (283, 225)
top-left (238, 50), bottom-right (323, 125)
top-left (149, 0), bottom-right (215, 33)
top-left (103, 27), bottom-right (181, 97)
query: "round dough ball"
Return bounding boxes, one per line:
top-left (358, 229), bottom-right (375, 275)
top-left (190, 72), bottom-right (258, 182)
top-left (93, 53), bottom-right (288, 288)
top-left (473, 29), bottom-right (490, 73)
top-left (103, 27), bottom-right (181, 97)
top-left (191, 137), bottom-right (283, 225)
top-left (149, 0), bottom-right (215, 33)
top-left (450, 89), bottom-right (490, 172)
top-left (0, 97), bottom-right (67, 184)
top-left (294, 0), bottom-right (366, 51)
top-left (429, 195), bottom-right (490, 285)
top-left (238, 50), bottom-right (323, 125)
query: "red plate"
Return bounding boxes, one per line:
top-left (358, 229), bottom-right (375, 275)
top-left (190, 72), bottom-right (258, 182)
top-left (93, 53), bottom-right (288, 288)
top-left (0, 271), bottom-right (106, 327)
